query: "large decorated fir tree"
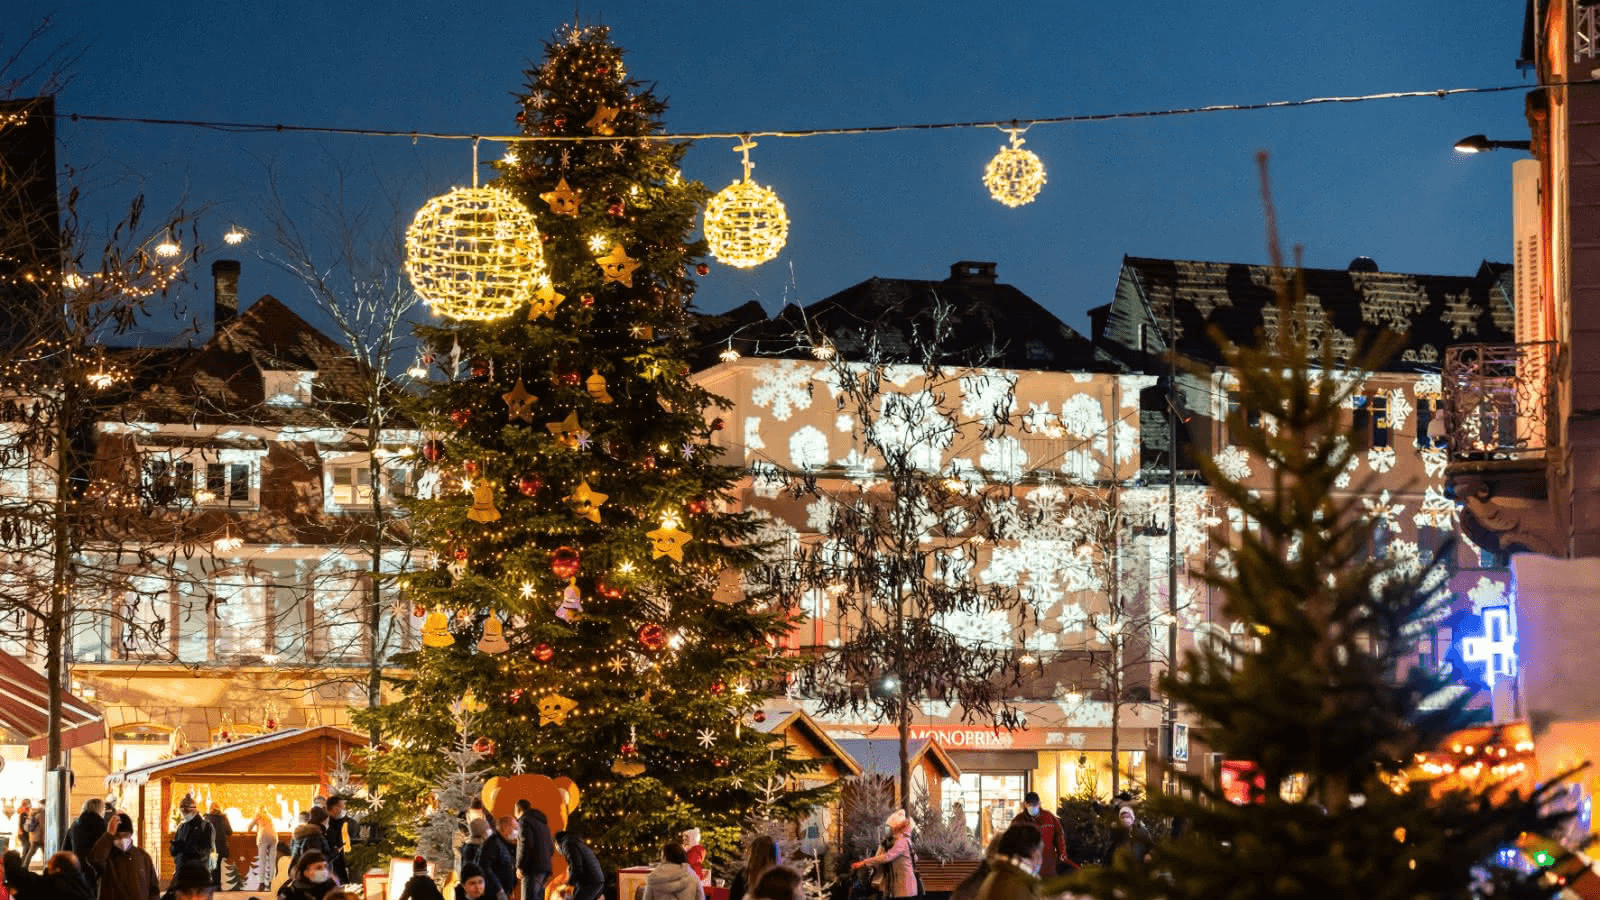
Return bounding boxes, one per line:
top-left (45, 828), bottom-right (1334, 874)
top-left (359, 25), bottom-right (819, 868)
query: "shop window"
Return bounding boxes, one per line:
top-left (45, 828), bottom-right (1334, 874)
top-left (947, 773), bottom-right (1026, 846)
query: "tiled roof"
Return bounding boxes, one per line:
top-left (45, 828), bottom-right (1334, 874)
top-left (1103, 256), bottom-right (1515, 373)
top-left (123, 295), bottom-right (376, 426)
top-left (692, 261), bottom-right (1125, 374)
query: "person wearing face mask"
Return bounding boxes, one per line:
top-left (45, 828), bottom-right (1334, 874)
top-left (1008, 793), bottom-right (1072, 876)
top-left (973, 824), bottom-right (1043, 900)
top-left (90, 813), bottom-right (160, 900)
top-left (277, 850), bottom-right (339, 900)
top-left (169, 797), bottom-right (213, 891)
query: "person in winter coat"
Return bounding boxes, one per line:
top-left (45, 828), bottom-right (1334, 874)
top-left (973, 824), bottom-right (1043, 900)
top-left (2, 849), bottom-right (42, 899)
top-left (515, 800), bottom-right (553, 900)
top-left (1008, 793), bottom-right (1073, 876)
top-left (204, 803), bottom-right (232, 889)
top-left (276, 849), bottom-right (338, 900)
top-left (485, 817), bottom-right (519, 899)
top-left (11, 803), bottom-right (29, 869)
top-left (159, 861), bottom-right (214, 900)
top-left (459, 819), bottom-right (506, 900)
top-left (289, 808), bottom-right (332, 874)
top-left (323, 796), bottom-right (351, 884)
top-left (850, 811), bottom-right (918, 899)
top-left (65, 798), bottom-right (108, 894)
top-left (457, 863), bottom-right (492, 900)
top-left (749, 867), bottom-right (804, 900)
top-left (249, 807), bottom-right (278, 891)
top-left (554, 831), bottom-right (602, 900)
top-left (643, 843), bottom-right (704, 900)
top-left (90, 814), bottom-right (160, 900)
top-left (18, 803), bottom-right (42, 869)
top-left (169, 796), bottom-right (214, 887)
top-left (727, 834), bottom-right (777, 900)
top-left (1109, 806), bottom-right (1151, 868)
top-left (397, 856), bottom-right (446, 900)
top-left (679, 829), bottom-right (706, 884)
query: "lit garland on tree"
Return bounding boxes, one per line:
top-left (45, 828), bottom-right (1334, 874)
top-left (358, 23), bottom-right (824, 869)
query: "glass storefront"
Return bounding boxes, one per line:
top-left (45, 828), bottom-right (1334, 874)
top-left (946, 772), bottom-right (1026, 846)
top-left (1031, 750), bottom-right (1145, 806)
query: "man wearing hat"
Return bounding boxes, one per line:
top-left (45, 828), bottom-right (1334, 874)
top-left (456, 862), bottom-right (491, 900)
top-left (169, 795), bottom-right (214, 888)
top-left (89, 812), bottom-right (160, 900)
top-left (160, 861), bottom-right (214, 900)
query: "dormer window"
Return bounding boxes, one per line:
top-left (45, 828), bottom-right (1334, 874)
top-left (263, 370), bottom-right (315, 406)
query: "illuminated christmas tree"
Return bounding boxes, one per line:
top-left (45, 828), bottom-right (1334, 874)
top-left (358, 24), bottom-right (819, 868)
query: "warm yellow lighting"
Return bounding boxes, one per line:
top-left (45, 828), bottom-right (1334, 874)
top-left (86, 370), bottom-right (116, 390)
top-left (588, 233), bottom-right (609, 254)
top-left (719, 345), bottom-right (740, 363)
top-left (214, 531), bottom-right (243, 552)
top-left (983, 130), bottom-right (1047, 208)
top-left (619, 562), bottom-right (635, 574)
top-left (502, 149), bottom-right (519, 164)
top-left (521, 582), bottom-right (535, 599)
top-left (704, 138), bottom-right (788, 268)
top-left (404, 186), bottom-right (545, 322)
top-left (62, 272), bottom-right (87, 290)
top-left (154, 238), bottom-right (182, 258)
top-left (407, 364), bottom-right (428, 379)
top-left (223, 226), bottom-right (248, 245)
top-left (810, 342), bottom-right (835, 361)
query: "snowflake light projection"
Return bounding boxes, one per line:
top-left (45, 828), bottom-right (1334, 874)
top-left (1214, 446), bottom-right (1252, 481)
top-left (752, 360), bottom-right (815, 421)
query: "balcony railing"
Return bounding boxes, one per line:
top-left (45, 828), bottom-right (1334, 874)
top-left (1441, 341), bottom-right (1557, 465)
top-left (1579, 0), bottom-right (1600, 64)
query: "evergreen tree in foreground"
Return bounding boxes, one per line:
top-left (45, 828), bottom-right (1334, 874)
top-left (360, 25), bottom-right (819, 867)
top-left (1069, 221), bottom-right (1572, 898)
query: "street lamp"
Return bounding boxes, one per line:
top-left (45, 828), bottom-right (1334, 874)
top-left (1454, 134), bottom-right (1532, 154)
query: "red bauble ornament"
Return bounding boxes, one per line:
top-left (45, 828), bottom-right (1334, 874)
top-left (608, 202), bottom-right (625, 217)
top-left (642, 455), bottom-right (656, 470)
top-left (711, 418), bottom-right (725, 431)
top-left (265, 718), bottom-right (278, 731)
top-left (753, 710), bottom-right (767, 724)
top-left (560, 370), bottom-right (581, 387)
top-left (710, 680), bottom-right (726, 695)
top-left (450, 408), bottom-right (471, 427)
top-left (686, 498), bottom-right (709, 515)
top-left (534, 643), bottom-right (554, 662)
top-left (581, 293), bottom-right (595, 306)
top-left (596, 579), bottom-right (623, 600)
top-left (423, 440), bottom-right (443, 462)
top-left (596, 65), bottom-right (610, 75)
top-left (519, 475), bottom-right (543, 497)
top-left (516, 111), bottom-right (527, 124)
top-left (619, 742), bottom-right (636, 757)
top-left (470, 358), bottom-right (490, 379)
top-left (551, 546), bottom-right (582, 579)
top-left (638, 623), bottom-right (667, 651)
top-left (553, 115), bottom-right (567, 128)
top-left (453, 547), bottom-right (468, 562)
top-left (653, 730), bottom-right (668, 740)
top-left (714, 756), bottom-right (728, 767)
top-left (696, 263), bottom-right (710, 276)
top-left (464, 460), bottom-right (479, 476)
top-left (473, 736), bottom-right (496, 756)
top-left (413, 603), bottom-right (426, 617)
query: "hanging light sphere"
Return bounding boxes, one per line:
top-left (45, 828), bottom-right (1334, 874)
top-left (404, 186), bottom-right (546, 321)
top-left (703, 180), bottom-right (789, 268)
top-left (982, 135), bottom-right (1047, 208)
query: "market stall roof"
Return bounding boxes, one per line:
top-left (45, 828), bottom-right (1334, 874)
top-left (0, 649), bottom-right (105, 758)
top-left (748, 701), bottom-right (864, 777)
top-left (833, 737), bottom-right (961, 780)
top-left (105, 725), bottom-right (367, 786)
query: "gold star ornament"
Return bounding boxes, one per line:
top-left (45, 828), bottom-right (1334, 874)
top-left (502, 379), bottom-right (539, 422)
top-left (546, 411), bottom-right (585, 449)
top-left (528, 280), bottom-right (565, 320)
top-left (596, 244), bottom-right (641, 287)
top-left (568, 480), bottom-right (609, 523)
top-left (647, 521), bottom-right (692, 562)
top-left (587, 105), bottom-right (619, 135)
top-left (540, 178), bottom-right (582, 217)
top-left (538, 693), bottom-right (578, 726)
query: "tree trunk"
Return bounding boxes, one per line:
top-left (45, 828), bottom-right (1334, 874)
top-left (45, 353), bottom-right (77, 854)
top-left (366, 443), bottom-right (384, 750)
top-left (898, 690), bottom-right (911, 810)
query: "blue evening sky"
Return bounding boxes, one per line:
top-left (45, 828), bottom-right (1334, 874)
top-left (27, 0), bottom-right (1533, 344)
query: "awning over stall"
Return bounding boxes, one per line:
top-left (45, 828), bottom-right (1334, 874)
top-left (105, 725), bottom-right (368, 786)
top-left (0, 649), bottom-right (105, 758)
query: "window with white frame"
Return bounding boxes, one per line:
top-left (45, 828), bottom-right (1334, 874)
top-left (263, 370), bottom-right (315, 406)
top-left (212, 570), bottom-right (269, 659)
top-left (325, 456), bottom-right (412, 510)
top-left (141, 448), bottom-right (261, 508)
top-left (315, 571), bottom-right (368, 660)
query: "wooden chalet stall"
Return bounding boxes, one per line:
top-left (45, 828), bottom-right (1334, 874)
top-left (750, 702), bottom-right (862, 853)
top-left (105, 725), bottom-right (366, 884)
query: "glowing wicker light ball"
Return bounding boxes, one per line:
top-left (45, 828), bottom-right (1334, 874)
top-left (703, 138), bottom-right (788, 269)
top-left (983, 130), bottom-right (1047, 208)
top-left (405, 186), bottom-right (546, 321)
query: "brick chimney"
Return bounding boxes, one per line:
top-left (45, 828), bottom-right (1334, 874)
top-left (213, 259), bottom-right (240, 328)
top-left (948, 260), bottom-right (998, 284)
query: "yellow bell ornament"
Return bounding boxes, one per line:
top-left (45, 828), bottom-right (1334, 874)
top-left (422, 610), bottom-right (454, 647)
top-left (477, 612), bottom-right (510, 654)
